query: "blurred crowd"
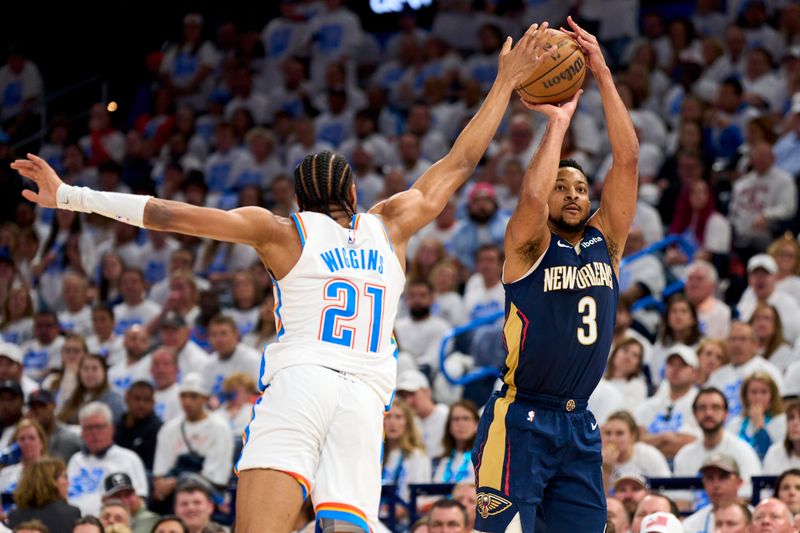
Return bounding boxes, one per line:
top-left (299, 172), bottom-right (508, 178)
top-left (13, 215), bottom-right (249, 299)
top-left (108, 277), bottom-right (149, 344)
top-left (1, 0), bottom-right (800, 532)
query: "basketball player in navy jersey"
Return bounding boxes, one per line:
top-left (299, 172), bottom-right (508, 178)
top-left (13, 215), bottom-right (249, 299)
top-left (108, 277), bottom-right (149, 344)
top-left (472, 17), bottom-right (639, 533)
top-left (13, 23), bottom-right (551, 533)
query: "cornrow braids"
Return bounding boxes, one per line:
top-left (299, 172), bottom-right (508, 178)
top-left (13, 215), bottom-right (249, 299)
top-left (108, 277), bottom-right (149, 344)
top-left (294, 151), bottom-right (355, 218)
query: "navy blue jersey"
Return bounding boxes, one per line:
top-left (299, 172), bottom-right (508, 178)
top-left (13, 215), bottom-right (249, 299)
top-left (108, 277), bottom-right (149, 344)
top-left (501, 225), bottom-right (619, 400)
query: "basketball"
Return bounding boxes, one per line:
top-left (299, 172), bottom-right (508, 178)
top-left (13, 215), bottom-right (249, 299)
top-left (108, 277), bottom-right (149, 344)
top-left (516, 29), bottom-right (586, 105)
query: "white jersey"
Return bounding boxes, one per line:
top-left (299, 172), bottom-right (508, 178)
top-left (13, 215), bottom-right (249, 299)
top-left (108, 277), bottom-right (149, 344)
top-left (262, 212), bottom-right (404, 405)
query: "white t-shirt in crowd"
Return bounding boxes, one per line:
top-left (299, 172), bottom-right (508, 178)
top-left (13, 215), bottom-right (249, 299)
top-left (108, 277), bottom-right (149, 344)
top-left (67, 445), bottom-right (148, 516)
top-left (635, 387), bottom-right (701, 437)
top-left (418, 404), bottom-right (449, 458)
top-left (762, 442), bottom-right (800, 475)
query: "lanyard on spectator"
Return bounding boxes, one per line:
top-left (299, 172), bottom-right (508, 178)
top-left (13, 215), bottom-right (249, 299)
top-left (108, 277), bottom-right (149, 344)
top-left (382, 453), bottom-right (405, 484)
top-left (739, 415), bottom-right (771, 444)
top-left (443, 451), bottom-right (472, 483)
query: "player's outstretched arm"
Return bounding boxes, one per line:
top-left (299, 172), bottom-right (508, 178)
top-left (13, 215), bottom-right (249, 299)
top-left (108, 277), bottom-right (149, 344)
top-left (563, 16), bottom-right (638, 267)
top-left (11, 154), bottom-right (282, 249)
top-left (371, 22), bottom-right (549, 243)
top-left (504, 90), bottom-right (582, 278)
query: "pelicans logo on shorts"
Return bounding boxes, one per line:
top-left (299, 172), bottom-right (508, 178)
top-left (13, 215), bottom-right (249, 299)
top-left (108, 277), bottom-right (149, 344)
top-left (476, 492), bottom-right (512, 519)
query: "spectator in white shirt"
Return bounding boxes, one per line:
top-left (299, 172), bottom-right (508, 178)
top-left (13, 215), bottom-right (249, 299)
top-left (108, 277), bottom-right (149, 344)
top-left (67, 402), bottom-right (148, 517)
top-left (394, 280), bottom-right (451, 372)
top-left (708, 321), bottom-right (783, 417)
top-left (609, 471), bottom-right (648, 523)
top-left (21, 311), bottom-right (64, 382)
top-left (396, 370), bottom-right (449, 458)
top-left (113, 269), bottom-right (161, 336)
top-left (152, 373), bottom-right (233, 507)
top-left (107, 325), bottom-right (152, 396)
top-left (768, 234), bottom-right (800, 308)
top-left (696, 339), bottom-right (729, 388)
top-left (763, 401), bottom-right (800, 474)
top-left (462, 244), bottom-right (504, 324)
top-left (605, 337), bottom-right (649, 404)
top-left (683, 453), bottom-right (743, 533)
top-left (737, 254), bottom-right (800, 345)
top-left (381, 398), bottom-right (432, 507)
top-left (749, 303), bottom-right (797, 372)
top-left (58, 273), bottom-right (93, 338)
top-left (636, 344), bottom-right (701, 459)
top-left (151, 347), bottom-right (181, 423)
top-left (651, 294), bottom-right (703, 388)
top-left (684, 260), bottom-right (731, 340)
top-left (601, 411), bottom-right (671, 493)
top-left (674, 387), bottom-right (762, 503)
top-left (158, 311), bottom-right (210, 376)
top-left (86, 304), bottom-right (124, 365)
top-left (0, 341), bottom-right (37, 399)
top-left (202, 315), bottom-right (260, 403)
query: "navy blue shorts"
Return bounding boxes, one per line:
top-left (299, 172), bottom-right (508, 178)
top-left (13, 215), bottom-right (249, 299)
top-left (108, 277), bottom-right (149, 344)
top-left (472, 391), bottom-right (606, 533)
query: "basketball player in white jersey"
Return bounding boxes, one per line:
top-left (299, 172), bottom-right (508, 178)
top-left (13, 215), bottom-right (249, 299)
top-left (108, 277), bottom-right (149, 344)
top-left (12, 23), bottom-right (549, 533)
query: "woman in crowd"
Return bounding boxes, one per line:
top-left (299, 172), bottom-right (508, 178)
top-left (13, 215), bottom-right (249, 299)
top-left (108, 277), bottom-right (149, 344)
top-left (408, 238), bottom-right (447, 285)
top-left (58, 353), bottom-right (125, 424)
top-left (381, 398), bottom-right (431, 514)
top-left (601, 411), bottom-right (671, 491)
top-left (0, 284), bottom-right (35, 345)
top-left (764, 401), bottom-right (800, 474)
top-left (769, 233), bottom-right (800, 307)
top-left (0, 418), bottom-right (48, 512)
top-left (605, 337), bottom-right (649, 403)
top-left (429, 259), bottom-right (464, 327)
top-left (218, 372), bottom-right (258, 438)
top-left (695, 338), bottom-right (728, 387)
top-left (223, 271), bottom-right (262, 336)
top-left (432, 400), bottom-right (479, 484)
top-left (667, 179), bottom-right (731, 264)
top-left (651, 294), bottom-right (703, 387)
top-left (150, 516), bottom-right (189, 533)
top-left (97, 251), bottom-right (124, 306)
top-left (241, 291), bottom-right (276, 350)
top-left (727, 372), bottom-right (786, 461)
top-left (775, 468), bottom-right (800, 517)
top-left (749, 303), bottom-right (796, 372)
top-left (43, 333), bottom-right (89, 408)
top-left (32, 210), bottom-right (95, 311)
top-left (8, 457), bottom-right (79, 533)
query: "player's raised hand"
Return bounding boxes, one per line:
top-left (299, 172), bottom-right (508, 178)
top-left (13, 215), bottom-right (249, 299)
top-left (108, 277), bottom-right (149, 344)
top-left (498, 22), bottom-right (550, 89)
top-left (561, 16), bottom-right (607, 74)
top-left (10, 154), bottom-right (63, 209)
top-left (520, 88), bottom-right (583, 123)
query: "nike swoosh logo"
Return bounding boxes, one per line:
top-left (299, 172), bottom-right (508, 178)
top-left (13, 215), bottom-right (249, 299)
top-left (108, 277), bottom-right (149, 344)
top-left (591, 422), bottom-right (598, 431)
top-left (557, 241), bottom-right (573, 249)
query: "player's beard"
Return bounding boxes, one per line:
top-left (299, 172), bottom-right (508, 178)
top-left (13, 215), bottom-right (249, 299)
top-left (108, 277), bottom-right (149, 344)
top-left (549, 210), bottom-right (590, 234)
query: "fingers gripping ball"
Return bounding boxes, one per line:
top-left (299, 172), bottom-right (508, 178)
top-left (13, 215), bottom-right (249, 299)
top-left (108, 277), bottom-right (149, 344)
top-left (516, 29), bottom-right (586, 104)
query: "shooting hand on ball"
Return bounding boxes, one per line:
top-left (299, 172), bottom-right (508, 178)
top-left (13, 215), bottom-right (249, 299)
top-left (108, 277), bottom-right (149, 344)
top-left (561, 16), bottom-right (607, 74)
top-left (520, 88), bottom-right (583, 123)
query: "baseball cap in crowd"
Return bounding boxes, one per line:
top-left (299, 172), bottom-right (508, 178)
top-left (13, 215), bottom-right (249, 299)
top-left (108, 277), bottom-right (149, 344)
top-left (665, 344), bottom-right (699, 369)
top-left (0, 342), bottom-right (22, 365)
top-left (0, 380), bottom-right (23, 399)
top-left (640, 512), bottom-right (683, 533)
top-left (179, 373), bottom-right (209, 397)
top-left (747, 254), bottom-right (778, 275)
top-left (104, 472), bottom-right (134, 497)
top-left (468, 182), bottom-right (497, 202)
top-left (783, 375), bottom-right (800, 400)
top-left (700, 453), bottom-right (740, 476)
top-left (396, 370), bottom-right (430, 393)
top-left (160, 311), bottom-right (187, 329)
top-left (27, 389), bottom-right (54, 406)
top-left (611, 470), bottom-right (647, 490)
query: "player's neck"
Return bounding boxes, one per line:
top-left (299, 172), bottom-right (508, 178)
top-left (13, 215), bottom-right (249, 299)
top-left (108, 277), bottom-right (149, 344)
top-left (547, 221), bottom-right (584, 245)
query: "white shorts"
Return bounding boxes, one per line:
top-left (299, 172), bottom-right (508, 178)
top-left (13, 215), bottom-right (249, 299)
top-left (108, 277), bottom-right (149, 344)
top-left (236, 365), bottom-right (385, 532)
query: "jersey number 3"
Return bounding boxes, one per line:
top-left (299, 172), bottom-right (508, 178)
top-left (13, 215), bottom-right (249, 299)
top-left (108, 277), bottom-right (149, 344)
top-left (577, 296), bottom-right (598, 345)
top-left (319, 279), bottom-right (386, 352)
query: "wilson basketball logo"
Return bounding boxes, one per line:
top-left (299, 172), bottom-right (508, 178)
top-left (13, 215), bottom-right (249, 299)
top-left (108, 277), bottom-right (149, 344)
top-left (542, 56), bottom-right (585, 89)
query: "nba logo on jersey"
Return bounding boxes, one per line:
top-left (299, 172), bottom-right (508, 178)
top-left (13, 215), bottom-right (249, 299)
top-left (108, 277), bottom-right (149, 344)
top-left (347, 229), bottom-right (356, 245)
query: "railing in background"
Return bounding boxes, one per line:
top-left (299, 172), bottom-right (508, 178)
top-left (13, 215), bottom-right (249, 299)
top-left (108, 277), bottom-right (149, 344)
top-left (437, 310), bottom-right (504, 386)
top-left (380, 476), bottom-right (778, 531)
top-left (10, 76), bottom-right (107, 152)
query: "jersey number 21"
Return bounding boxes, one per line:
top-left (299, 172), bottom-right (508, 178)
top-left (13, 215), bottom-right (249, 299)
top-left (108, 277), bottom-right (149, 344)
top-left (319, 279), bottom-right (386, 352)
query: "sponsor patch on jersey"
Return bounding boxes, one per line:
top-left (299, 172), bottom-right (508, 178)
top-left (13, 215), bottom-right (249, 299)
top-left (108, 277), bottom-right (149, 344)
top-left (477, 492), bottom-right (513, 519)
top-left (581, 236), bottom-right (603, 248)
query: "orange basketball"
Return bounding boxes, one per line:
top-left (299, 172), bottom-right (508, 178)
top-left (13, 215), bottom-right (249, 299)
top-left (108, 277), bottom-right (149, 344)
top-left (516, 29), bottom-right (586, 105)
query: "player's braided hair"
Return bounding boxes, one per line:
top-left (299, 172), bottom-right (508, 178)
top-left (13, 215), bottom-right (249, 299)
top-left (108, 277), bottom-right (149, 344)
top-left (294, 151), bottom-right (355, 218)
